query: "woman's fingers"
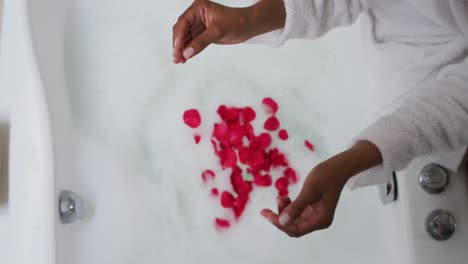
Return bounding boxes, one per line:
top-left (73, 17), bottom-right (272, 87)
top-left (291, 193), bottom-right (339, 235)
top-left (261, 208), bottom-right (279, 225)
top-left (263, 205), bottom-right (335, 238)
top-left (260, 196), bottom-right (291, 225)
top-left (172, 20), bottom-right (191, 62)
top-left (261, 208), bottom-right (292, 231)
top-left (183, 28), bottom-right (220, 59)
top-left (277, 196), bottom-right (291, 214)
top-left (172, 7), bottom-right (198, 63)
top-left (261, 208), bottom-right (306, 237)
top-left (278, 187), bottom-right (319, 226)
top-left (295, 206), bottom-right (333, 235)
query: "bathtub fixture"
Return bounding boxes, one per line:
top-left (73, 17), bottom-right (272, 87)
top-left (378, 172), bottom-right (398, 204)
top-left (418, 164), bottom-right (449, 194)
top-left (59, 190), bottom-right (84, 224)
top-left (425, 209), bottom-right (456, 241)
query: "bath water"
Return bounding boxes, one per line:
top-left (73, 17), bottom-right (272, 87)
top-left (65, 0), bottom-right (386, 263)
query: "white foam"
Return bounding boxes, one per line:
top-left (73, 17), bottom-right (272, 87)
top-left (65, 1), bottom-right (387, 263)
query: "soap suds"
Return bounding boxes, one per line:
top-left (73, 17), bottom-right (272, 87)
top-left (64, 0), bottom-right (387, 263)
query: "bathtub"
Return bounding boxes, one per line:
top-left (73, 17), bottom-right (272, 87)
top-left (1, 0), bottom-right (467, 263)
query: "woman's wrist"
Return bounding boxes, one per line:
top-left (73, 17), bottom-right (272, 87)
top-left (244, 0), bottom-right (286, 39)
top-left (348, 141), bottom-right (382, 172)
top-left (342, 141), bottom-right (383, 181)
top-left (316, 141), bottom-right (383, 186)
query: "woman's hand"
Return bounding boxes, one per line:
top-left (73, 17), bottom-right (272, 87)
top-left (261, 141), bottom-right (382, 237)
top-left (262, 163), bottom-right (348, 237)
top-left (172, 0), bottom-right (286, 64)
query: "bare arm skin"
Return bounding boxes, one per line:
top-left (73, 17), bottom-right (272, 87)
top-left (172, 0), bottom-right (285, 63)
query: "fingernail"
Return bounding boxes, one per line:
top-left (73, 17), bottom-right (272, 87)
top-left (183, 47), bottom-right (195, 59)
top-left (174, 38), bottom-right (179, 47)
top-left (279, 214), bottom-right (291, 226)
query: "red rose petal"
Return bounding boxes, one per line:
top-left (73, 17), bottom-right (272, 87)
top-left (258, 133), bottom-right (272, 149)
top-left (248, 151), bottom-right (265, 171)
top-left (229, 166), bottom-right (253, 196)
top-left (217, 105), bottom-right (240, 124)
top-left (211, 188), bottom-right (219, 196)
top-left (238, 147), bottom-right (252, 164)
top-left (268, 148), bottom-right (289, 168)
top-left (304, 140), bottom-right (315, 151)
top-left (264, 116), bottom-right (280, 131)
top-left (232, 166), bottom-right (243, 176)
top-left (211, 139), bottom-right (220, 155)
top-left (194, 134), bottom-right (201, 144)
top-left (227, 123), bottom-right (244, 148)
top-left (278, 129), bottom-right (289, 140)
top-left (238, 181), bottom-right (253, 195)
top-left (275, 177), bottom-right (289, 190)
top-left (243, 124), bottom-right (255, 140)
top-left (250, 133), bottom-right (272, 151)
top-left (233, 194), bottom-right (249, 218)
top-left (202, 170), bottom-right (215, 183)
top-left (262, 154), bottom-right (272, 172)
top-left (213, 122), bottom-right (228, 141)
top-left (241, 107), bottom-right (256, 123)
top-left (220, 148), bottom-right (237, 169)
top-left (249, 137), bottom-right (262, 150)
top-left (278, 189), bottom-right (289, 197)
top-left (215, 218), bottom-right (231, 229)
top-left (230, 167), bottom-right (244, 193)
top-left (262, 97), bottom-right (278, 114)
top-left (275, 177), bottom-right (290, 197)
top-left (253, 173), bottom-right (272, 187)
top-left (183, 109), bottom-right (201, 128)
top-left (284, 167), bottom-right (298, 183)
top-left (220, 191), bottom-right (235, 208)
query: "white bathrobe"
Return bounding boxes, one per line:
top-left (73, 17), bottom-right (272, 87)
top-left (248, 0), bottom-right (468, 189)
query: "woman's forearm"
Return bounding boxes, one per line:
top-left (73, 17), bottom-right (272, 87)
top-left (317, 141), bottom-right (383, 185)
top-left (346, 141), bottom-right (383, 175)
top-left (245, 0), bottom-right (286, 39)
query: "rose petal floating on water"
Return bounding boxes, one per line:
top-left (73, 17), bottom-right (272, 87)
top-left (194, 134), bottom-right (201, 144)
top-left (264, 116), bottom-right (280, 131)
top-left (202, 170), bottom-right (215, 183)
top-left (243, 123), bottom-right (255, 140)
top-left (220, 148), bottom-right (237, 169)
top-left (275, 177), bottom-right (290, 197)
top-left (211, 188), bottom-right (219, 196)
top-left (233, 194), bottom-right (249, 219)
top-left (213, 122), bottom-right (228, 142)
top-left (262, 97), bottom-right (278, 114)
top-left (304, 140), bottom-right (315, 151)
top-left (183, 109), bottom-right (201, 128)
top-left (278, 129), bottom-right (288, 140)
top-left (268, 148), bottom-right (289, 168)
top-left (250, 133), bottom-right (272, 151)
top-left (284, 167), bottom-right (298, 183)
top-left (238, 147), bottom-right (252, 164)
top-left (241, 107), bottom-right (256, 123)
top-left (215, 218), bottom-right (231, 230)
top-left (220, 191), bottom-right (235, 208)
top-left (217, 105), bottom-right (240, 124)
top-left (253, 173), bottom-right (272, 187)
top-left (227, 123), bottom-right (244, 148)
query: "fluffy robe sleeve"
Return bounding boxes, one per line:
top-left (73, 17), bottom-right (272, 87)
top-left (246, 0), bottom-right (370, 46)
